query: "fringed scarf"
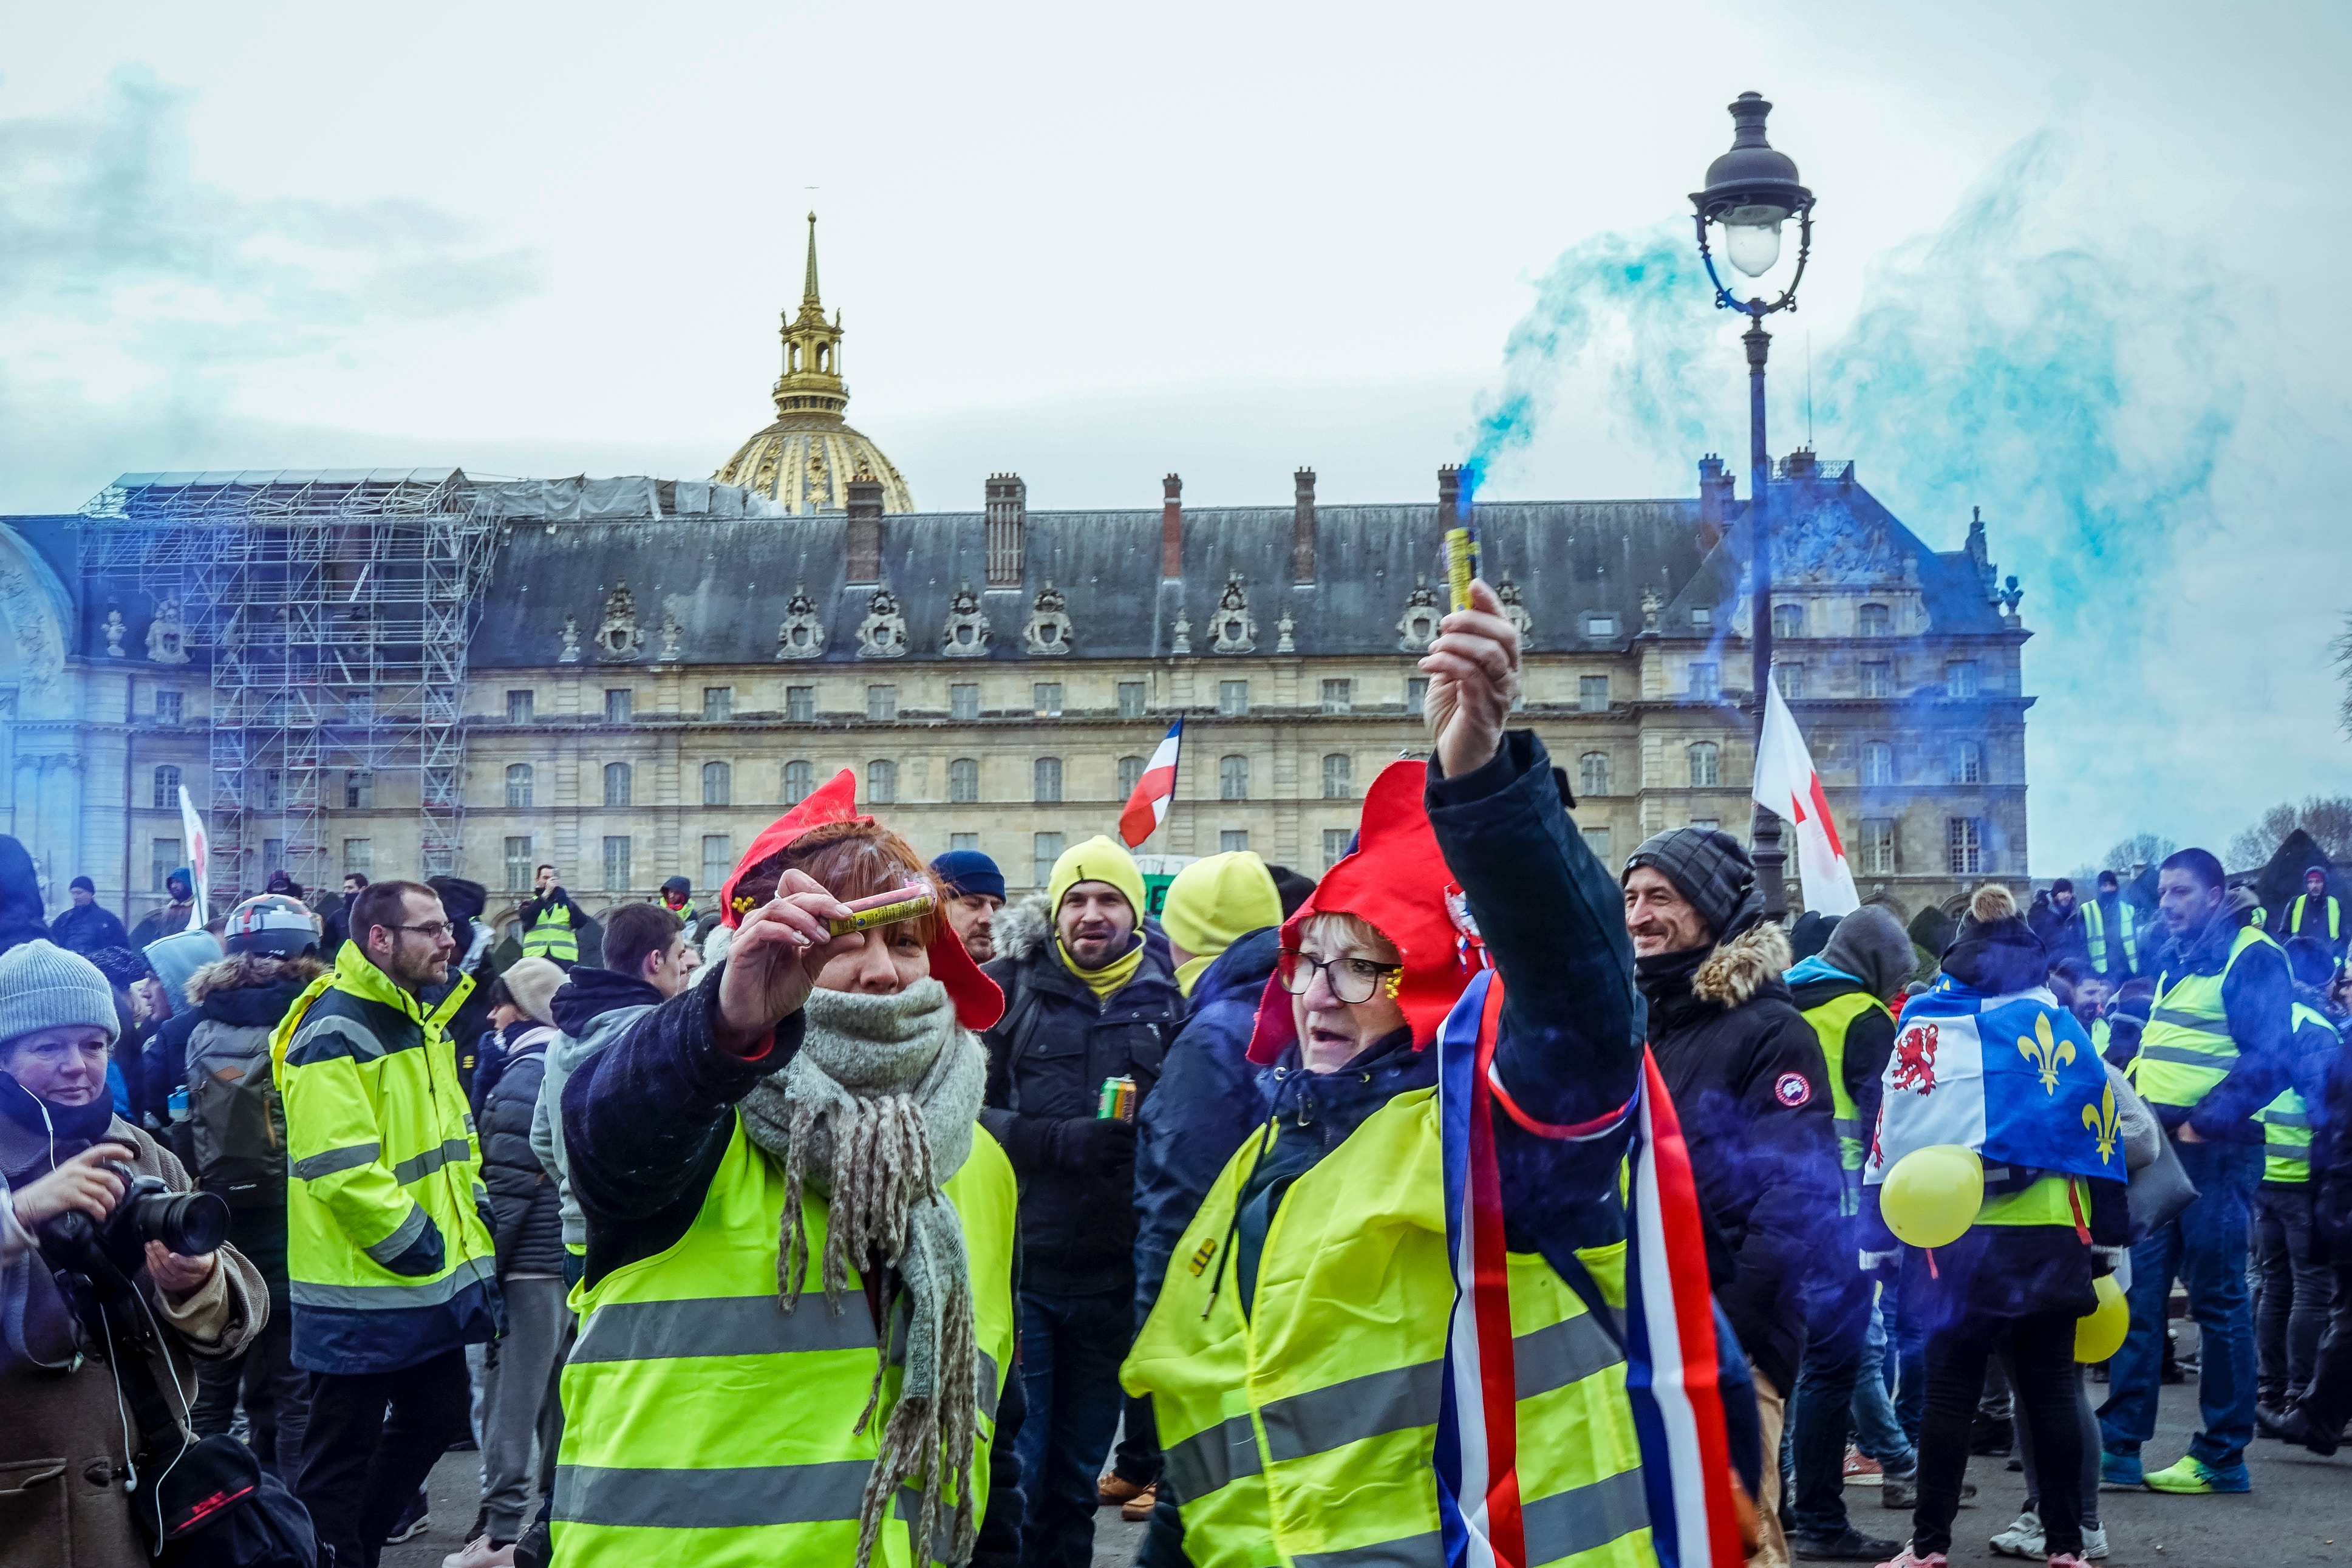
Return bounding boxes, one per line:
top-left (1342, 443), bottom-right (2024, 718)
top-left (738, 979), bottom-right (989, 1568)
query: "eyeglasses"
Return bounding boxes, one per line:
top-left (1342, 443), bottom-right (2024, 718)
top-left (1278, 948), bottom-right (1401, 1005)
top-left (387, 921), bottom-right (455, 940)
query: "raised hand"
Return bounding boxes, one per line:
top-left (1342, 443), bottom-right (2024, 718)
top-left (1418, 577), bottom-right (1522, 779)
top-left (715, 869), bottom-right (861, 1054)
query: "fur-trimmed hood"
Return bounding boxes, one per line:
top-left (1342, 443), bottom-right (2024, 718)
top-left (1691, 921), bottom-right (1794, 1010)
top-left (993, 894), bottom-right (1054, 964)
top-left (187, 950), bottom-right (327, 1004)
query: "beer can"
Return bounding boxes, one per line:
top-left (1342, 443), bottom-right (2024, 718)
top-left (1098, 1074), bottom-right (1137, 1122)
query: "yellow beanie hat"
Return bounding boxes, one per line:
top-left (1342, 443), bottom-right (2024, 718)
top-left (1046, 835), bottom-right (1148, 927)
top-left (1161, 851), bottom-right (1282, 995)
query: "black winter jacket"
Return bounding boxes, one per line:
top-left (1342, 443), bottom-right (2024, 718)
top-left (50, 901), bottom-right (129, 955)
top-left (481, 1023), bottom-right (566, 1277)
top-left (1640, 920), bottom-right (1839, 1395)
top-left (981, 922), bottom-right (1184, 1295)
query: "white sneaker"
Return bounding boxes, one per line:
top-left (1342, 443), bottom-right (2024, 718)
top-left (441, 1537), bottom-right (517, 1568)
top-left (2081, 1524), bottom-right (2110, 1561)
top-left (1988, 1510), bottom-right (2042, 1558)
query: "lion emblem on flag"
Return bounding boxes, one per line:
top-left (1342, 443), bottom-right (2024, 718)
top-left (1891, 1021), bottom-right (1940, 1094)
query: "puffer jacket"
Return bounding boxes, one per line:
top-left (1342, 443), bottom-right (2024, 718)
top-left (1640, 918), bottom-right (1841, 1396)
top-left (479, 1023), bottom-right (565, 1277)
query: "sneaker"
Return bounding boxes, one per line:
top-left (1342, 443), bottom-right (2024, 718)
top-left (2276, 1405), bottom-right (2343, 1456)
top-left (441, 1539), bottom-right (517, 1568)
top-left (1120, 1482), bottom-right (1158, 1524)
top-left (1988, 1510), bottom-right (2042, 1557)
top-left (2098, 1449), bottom-right (2144, 1490)
top-left (1795, 1527), bottom-right (1902, 1561)
top-left (2255, 1401), bottom-right (2293, 1439)
top-left (1869, 1550), bottom-right (1946, 1568)
top-left (1846, 1448), bottom-right (1886, 1484)
top-left (1097, 1471), bottom-right (1150, 1509)
top-left (2142, 1456), bottom-right (2251, 1494)
top-left (511, 1522), bottom-right (553, 1568)
top-left (2081, 1523), bottom-right (2110, 1559)
top-left (384, 1487), bottom-right (432, 1545)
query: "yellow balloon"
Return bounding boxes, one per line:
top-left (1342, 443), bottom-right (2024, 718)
top-left (2076, 1273), bottom-right (2129, 1363)
top-left (1881, 1145), bottom-right (1983, 1249)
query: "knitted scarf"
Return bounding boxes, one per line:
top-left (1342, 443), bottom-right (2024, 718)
top-left (738, 979), bottom-right (988, 1568)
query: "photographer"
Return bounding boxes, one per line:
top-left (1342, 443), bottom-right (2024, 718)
top-left (0, 939), bottom-right (267, 1567)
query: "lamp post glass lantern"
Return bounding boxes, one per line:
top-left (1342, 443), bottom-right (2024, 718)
top-left (1691, 90), bottom-right (1814, 919)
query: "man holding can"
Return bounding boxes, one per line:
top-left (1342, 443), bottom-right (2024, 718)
top-left (980, 837), bottom-right (1183, 1568)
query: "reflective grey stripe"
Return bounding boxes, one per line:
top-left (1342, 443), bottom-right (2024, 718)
top-left (1261, 1358), bottom-right (1442, 1464)
top-left (978, 1351), bottom-right (1001, 1422)
top-left (2261, 1110), bottom-right (2312, 1128)
top-left (1163, 1413), bottom-right (1261, 1501)
top-left (1513, 1312), bottom-right (1625, 1402)
top-left (1832, 1117), bottom-right (1864, 1138)
top-left (1292, 1534), bottom-right (1446, 1568)
top-left (291, 1253), bottom-right (495, 1311)
top-left (361, 1202), bottom-right (429, 1266)
top-left (572, 1294), bottom-right (881, 1363)
top-left (390, 1137), bottom-right (474, 1185)
top-left (291, 1141), bottom-right (382, 1182)
top-left (1287, 1465), bottom-right (1649, 1568)
top-left (2146, 1008), bottom-right (2229, 1037)
top-left (554, 1459), bottom-right (869, 1530)
top-left (2264, 1141), bottom-right (2309, 1159)
top-left (2138, 1043), bottom-right (2238, 1068)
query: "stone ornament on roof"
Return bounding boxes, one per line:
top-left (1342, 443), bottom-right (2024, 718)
top-left (1023, 582), bottom-right (1074, 656)
top-left (775, 583), bottom-right (827, 660)
top-left (1396, 577), bottom-right (1441, 652)
top-left (856, 585), bottom-right (908, 659)
top-left (1276, 612), bottom-right (1295, 654)
top-left (1170, 610), bottom-right (1191, 656)
top-left (1502, 576), bottom-right (1535, 646)
top-left (146, 598), bottom-right (189, 664)
top-left (596, 584), bottom-right (644, 660)
top-left (941, 581), bottom-right (992, 658)
top-left (658, 611), bottom-right (683, 662)
top-left (559, 615), bottom-right (581, 663)
top-left (1209, 573), bottom-right (1255, 654)
top-left (103, 608), bottom-right (125, 657)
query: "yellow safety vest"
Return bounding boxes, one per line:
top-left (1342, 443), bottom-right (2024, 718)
top-left (525, 901), bottom-right (579, 963)
top-left (2082, 899), bottom-right (2137, 977)
top-left (2288, 894), bottom-right (2342, 944)
top-left (1122, 1088), bottom-right (1655, 1568)
top-left (1800, 989), bottom-right (1888, 1215)
top-left (2132, 927), bottom-right (2277, 1111)
top-left (2253, 1001), bottom-right (2333, 1185)
top-left (553, 1114), bottom-right (1017, 1568)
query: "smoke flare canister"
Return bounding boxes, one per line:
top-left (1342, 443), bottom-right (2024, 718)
top-left (1097, 1075), bottom-right (1137, 1122)
top-left (1443, 525), bottom-right (1479, 614)
top-left (823, 883), bottom-right (936, 937)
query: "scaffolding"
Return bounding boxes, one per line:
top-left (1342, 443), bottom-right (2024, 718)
top-left (78, 469), bottom-right (500, 901)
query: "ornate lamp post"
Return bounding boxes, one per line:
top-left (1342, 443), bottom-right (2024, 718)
top-left (1692, 90), bottom-right (1814, 920)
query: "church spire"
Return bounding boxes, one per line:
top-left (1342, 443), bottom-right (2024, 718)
top-left (767, 212), bottom-right (848, 422)
top-left (800, 211), bottom-right (822, 316)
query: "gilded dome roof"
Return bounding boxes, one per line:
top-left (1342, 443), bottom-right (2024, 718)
top-left (712, 214), bottom-right (915, 515)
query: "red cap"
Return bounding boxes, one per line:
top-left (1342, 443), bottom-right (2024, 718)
top-left (718, 768), bottom-right (1004, 1031)
top-left (1245, 758), bottom-right (1477, 1065)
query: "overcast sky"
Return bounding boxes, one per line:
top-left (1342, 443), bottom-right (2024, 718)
top-left (3, 0), bottom-right (2345, 873)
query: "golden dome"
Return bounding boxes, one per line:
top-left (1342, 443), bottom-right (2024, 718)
top-left (713, 214), bottom-right (916, 514)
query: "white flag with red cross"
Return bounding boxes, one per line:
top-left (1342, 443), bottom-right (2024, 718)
top-left (1752, 677), bottom-right (1859, 916)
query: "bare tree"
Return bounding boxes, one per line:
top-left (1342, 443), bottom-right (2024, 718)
top-left (2228, 796), bottom-right (2352, 870)
top-left (2334, 612), bottom-right (2352, 741)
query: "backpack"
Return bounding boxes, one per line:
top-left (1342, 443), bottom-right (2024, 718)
top-left (185, 1018), bottom-right (288, 1210)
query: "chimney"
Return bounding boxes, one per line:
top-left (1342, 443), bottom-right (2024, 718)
top-left (846, 469), bottom-right (884, 584)
top-left (1292, 467), bottom-right (1317, 584)
top-left (1697, 454), bottom-right (1734, 551)
top-left (1437, 464), bottom-right (1462, 530)
top-left (985, 472), bottom-right (1025, 587)
top-left (1161, 474), bottom-right (1182, 579)
top-left (1783, 448), bottom-right (1816, 479)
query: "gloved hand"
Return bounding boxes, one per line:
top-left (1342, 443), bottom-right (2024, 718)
top-left (381, 1210), bottom-right (447, 1278)
top-left (1043, 1116), bottom-right (1137, 1175)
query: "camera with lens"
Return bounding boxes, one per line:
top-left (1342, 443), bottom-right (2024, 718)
top-left (35, 1159), bottom-right (231, 1282)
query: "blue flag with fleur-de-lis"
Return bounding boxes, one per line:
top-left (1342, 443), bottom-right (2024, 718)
top-left (1864, 977), bottom-right (2121, 1188)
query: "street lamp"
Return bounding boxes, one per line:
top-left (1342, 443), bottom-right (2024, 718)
top-left (1692, 90), bottom-right (1814, 921)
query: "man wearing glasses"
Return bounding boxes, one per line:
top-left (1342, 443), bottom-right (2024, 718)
top-left (281, 879), bottom-right (505, 1568)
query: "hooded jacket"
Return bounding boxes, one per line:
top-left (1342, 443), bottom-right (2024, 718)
top-left (0, 835), bottom-right (49, 957)
top-left (128, 870), bottom-right (195, 950)
top-left (480, 1022), bottom-right (566, 1275)
top-left (530, 966), bottom-right (665, 1253)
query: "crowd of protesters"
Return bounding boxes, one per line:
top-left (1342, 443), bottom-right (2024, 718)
top-left (1, 583), bottom-right (2347, 1568)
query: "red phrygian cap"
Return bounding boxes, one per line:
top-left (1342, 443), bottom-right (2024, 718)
top-left (718, 768), bottom-right (1005, 1031)
top-left (1246, 757), bottom-right (1478, 1065)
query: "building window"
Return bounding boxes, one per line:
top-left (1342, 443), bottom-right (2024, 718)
top-left (952, 683), bottom-right (980, 721)
top-left (605, 689), bottom-right (633, 724)
top-left (1032, 832), bottom-right (1065, 888)
top-left (1582, 826), bottom-right (1613, 862)
top-left (1688, 663), bottom-right (1720, 700)
top-left (1321, 679), bottom-right (1352, 714)
top-left (505, 764), bottom-right (533, 808)
top-left (1322, 754), bottom-right (1352, 800)
top-left (703, 687), bottom-right (733, 722)
top-left (156, 690), bottom-right (184, 724)
top-left (1690, 607), bottom-right (1712, 629)
top-left (1861, 741), bottom-right (1895, 786)
top-left (1405, 678), bottom-right (1428, 716)
top-left (506, 690), bottom-right (534, 724)
top-left (1118, 755), bottom-right (1147, 799)
top-left (1580, 675), bottom-right (1610, 712)
top-left (1033, 683), bottom-right (1063, 718)
top-left (867, 759), bottom-right (897, 805)
top-left (604, 762), bottom-right (632, 807)
top-left (1945, 661), bottom-right (1980, 700)
top-left (1586, 614), bottom-right (1617, 638)
top-left (1859, 661), bottom-right (1892, 698)
top-left (342, 838), bottom-right (371, 875)
top-left (1219, 681), bottom-right (1249, 717)
top-left (1221, 830), bottom-right (1250, 853)
top-left (783, 760), bottom-right (813, 803)
top-left (1773, 602), bottom-right (1804, 640)
top-left (1858, 819), bottom-right (1896, 875)
top-left (504, 836), bottom-right (533, 892)
top-left (1947, 817), bottom-right (1984, 875)
top-left (1034, 757), bottom-right (1062, 803)
top-left (1858, 603), bottom-right (1890, 637)
top-left (262, 770), bottom-right (283, 810)
top-left (1219, 755), bottom-right (1249, 801)
top-left (1687, 741), bottom-right (1720, 788)
top-left (603, 835), bottom-right (633, 891)
top-left (152, 838), bottom-right (183, 891)
top-left (152, 765), bottom-right (181, 810)
top-left (786, 686), bottom-right (816, 722)
top-left (1323, 829), bottom-right (1351, 870)
top-left (950, 833), bottom-right (980, 853)
top-left (702, 834), bottom-right (732, 893)
top-left (702, 760), bottom-right (732, 806)
top-left (1118, 681), bottom-right (1147, 718)
top-left (1580, 751), bottom-right (1611, 797)
top-left (867, 684), bottom-right (897, 721)
top-left (1770, 664), bottom-right (1800, 700)
top-left (1948, 740), bottom-right (1984, 785)
top-left (950, 758), bottom-right (980, 803)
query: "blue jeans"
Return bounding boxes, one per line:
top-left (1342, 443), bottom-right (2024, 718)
top-left (1017, 1286), bottom-right (1133, 1568)
top-left (2098, 1139), bottom-right (2261, 1468)
top-left (1888, 1256), bottom-right (1932, 1448)
top-left (1852, 1290), bottom-right (1916, 1473)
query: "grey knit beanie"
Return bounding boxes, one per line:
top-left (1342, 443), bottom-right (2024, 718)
top-left (1623, 827), bottom-right (1757, 940)
top-left (1821, 904), bottom-right (1917, 999)
top-left (0, 939), bottom-right (123, 1049)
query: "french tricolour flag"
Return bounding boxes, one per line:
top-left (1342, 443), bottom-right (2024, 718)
top-left (1118, 718), bottom-right (1184, 848)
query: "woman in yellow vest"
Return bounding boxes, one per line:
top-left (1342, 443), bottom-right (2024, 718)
top-left (549, 774), bottom-right (1021, 1568)
top-left (1123, 581), bottom-right (1743, 1568)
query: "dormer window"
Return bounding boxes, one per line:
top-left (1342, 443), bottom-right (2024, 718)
top-left (1586, 613), bottom-right (1617, 638)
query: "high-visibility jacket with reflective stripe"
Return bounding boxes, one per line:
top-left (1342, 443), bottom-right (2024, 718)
top-left (525, 901), bottom-right (578, 963)
top-left (2287, 894), bottom-right (2342, 944)
top-left (553, 1113), bottom-right (1017, 1568)
top-left (2253, 1001), bottom-right (2333, 1184)
top-left (275, 944), bottom-right (495, 1363)
top-left (2132, 927), bottom-right (2277, 1110)
top-left (1122, 1087), bottom-right (1654, 1568)
top-left (1801, 989), bottom-right (1887, 1215)
top-left (2082, 899), bottom-right (2137, 976)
